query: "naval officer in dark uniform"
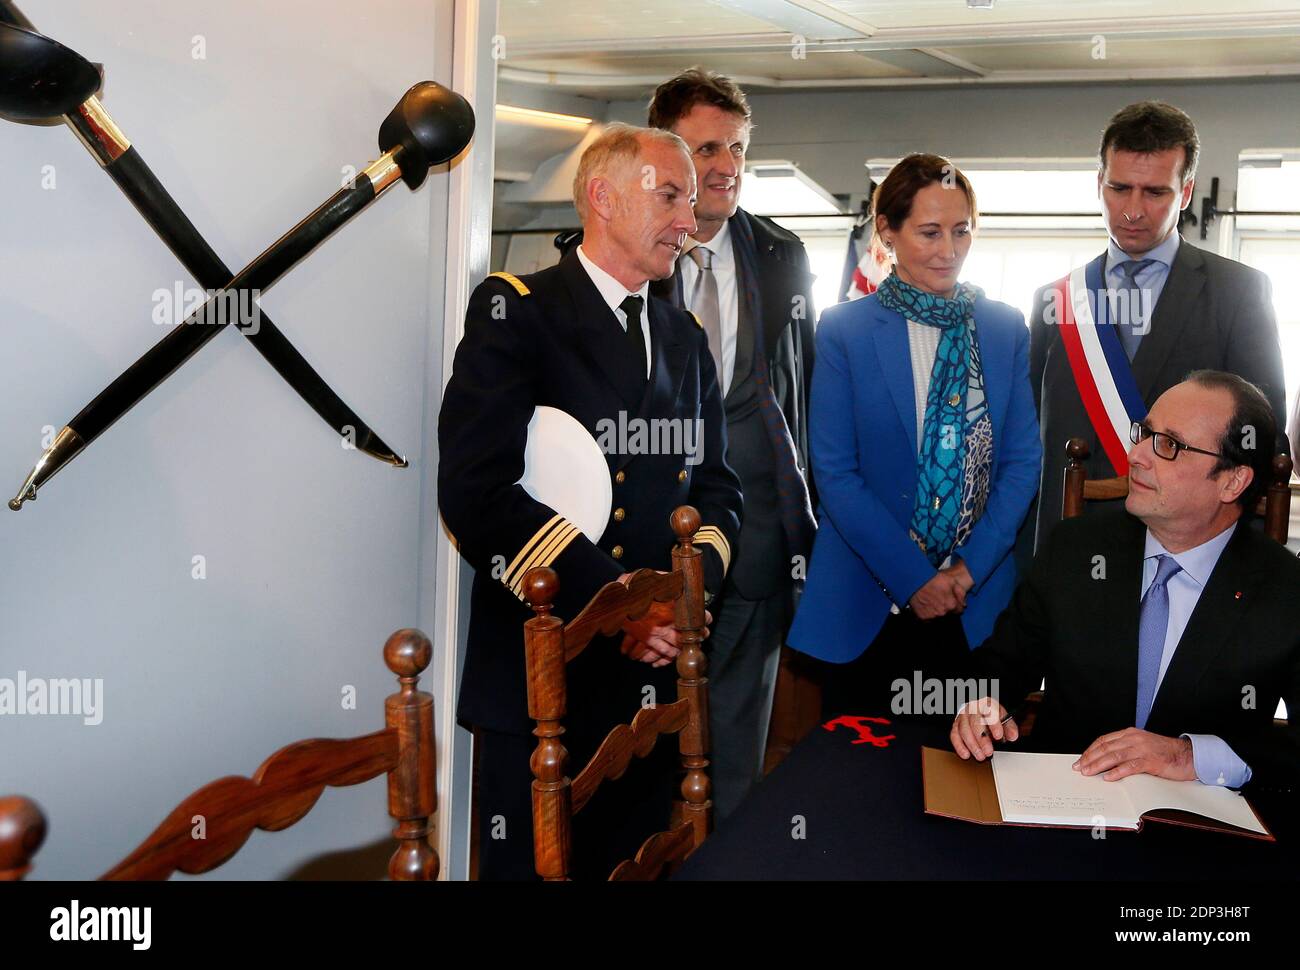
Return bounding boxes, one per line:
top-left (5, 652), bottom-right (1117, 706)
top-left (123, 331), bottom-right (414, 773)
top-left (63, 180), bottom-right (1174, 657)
top-left (438, 123), bottom-right (742, 879)
top-left (555, 70), bottom-right (819, 819)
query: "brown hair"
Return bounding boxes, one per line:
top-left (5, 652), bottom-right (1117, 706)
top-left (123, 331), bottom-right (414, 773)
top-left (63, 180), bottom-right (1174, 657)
top-left (1185, 369), bottom-right (1277, 511)
top-left (1100, 101), bottom-right (1200, 184)
top-left (647, 67), bottom-right (751, 131)
top-left (873, 153), bottom-right (978, 233)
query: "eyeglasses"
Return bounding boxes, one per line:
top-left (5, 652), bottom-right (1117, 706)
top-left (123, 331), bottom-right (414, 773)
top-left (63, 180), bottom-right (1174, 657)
top-left (1130, 421), bottom-right (1224, 461)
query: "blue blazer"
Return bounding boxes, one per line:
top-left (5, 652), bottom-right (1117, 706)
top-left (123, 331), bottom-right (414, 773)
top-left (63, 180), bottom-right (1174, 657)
top-left (788, 292), bottom-right (1042, 663)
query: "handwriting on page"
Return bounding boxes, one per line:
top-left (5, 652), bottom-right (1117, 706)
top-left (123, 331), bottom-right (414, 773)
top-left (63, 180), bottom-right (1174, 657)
top-left (1004, 793), bottom-right (1106, 814)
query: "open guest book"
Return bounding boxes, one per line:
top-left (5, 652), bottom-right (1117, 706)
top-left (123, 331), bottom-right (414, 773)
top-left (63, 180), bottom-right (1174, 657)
top-left (922, 747), bottom-right (1273, 841)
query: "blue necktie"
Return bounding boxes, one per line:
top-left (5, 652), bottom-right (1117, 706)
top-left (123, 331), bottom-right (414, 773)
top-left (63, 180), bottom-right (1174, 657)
top-left (1135, 554), bottom-right (1183, 729)
top-left (1115, 258), bottom-right (1155, 360)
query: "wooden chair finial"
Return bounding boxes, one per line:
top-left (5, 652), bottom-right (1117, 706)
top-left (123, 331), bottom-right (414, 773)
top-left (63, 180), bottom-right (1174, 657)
top-left (383, 629), bottom-right (438, 882)
top-left (671, 505), bottom-right (701, 541)
top-left (1271, 452), bottom-right (1293, 485)
top-left (524, 566), bottom-right (559, 614)
top-left (384, 628), bottom-right (432, 680)
top-left (0, 796), bottom-right (47, 880)
top-left (1065, 437), bottom-right (1090, 463)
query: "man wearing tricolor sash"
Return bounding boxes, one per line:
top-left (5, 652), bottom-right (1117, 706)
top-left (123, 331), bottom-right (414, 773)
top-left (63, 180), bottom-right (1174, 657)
top-left (1027, 101), bottom-right (1286, 552)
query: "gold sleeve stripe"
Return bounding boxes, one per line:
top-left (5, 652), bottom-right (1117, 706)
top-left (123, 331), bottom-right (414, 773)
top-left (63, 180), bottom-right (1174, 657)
top-left (488, 271), bottom-right (530, 296)
top-left (503, 514), bottom-right (563, 589)
top-left (694, 526), bottom-right (731, 558)
top-left (696, 534), bottom-right (730, 576)
top-left (687, 310), bottom-right (703, 330)
top-left (509, 523), bottom-right (580, 600)
top-left (693, 527), bottom-right (732, 575)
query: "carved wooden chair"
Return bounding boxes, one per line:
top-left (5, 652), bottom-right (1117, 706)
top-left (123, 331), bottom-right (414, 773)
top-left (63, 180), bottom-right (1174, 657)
top-left (1015, 440), bottom-right (1298, 737)
top-left (522, 506), bottom-right (710, 881)
top-left (1062, 437), bottom-right (1294, 543)
top-left (0, 629), bottom-right (438, 881)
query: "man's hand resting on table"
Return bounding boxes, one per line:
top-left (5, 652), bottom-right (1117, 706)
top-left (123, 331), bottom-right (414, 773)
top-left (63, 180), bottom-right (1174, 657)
top-left (616, 572), bottom-right (711, 668)
top-left (1073, 728), bottom-right (1196, 782)
top-left (950, 697), bottom-right (1019, 761)
top-left (952, 702), bottom-right (1198, 783)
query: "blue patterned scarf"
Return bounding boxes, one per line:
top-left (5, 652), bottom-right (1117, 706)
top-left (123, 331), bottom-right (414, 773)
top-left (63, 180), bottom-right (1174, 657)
top-left (876, 271), bottom-right (983, 568)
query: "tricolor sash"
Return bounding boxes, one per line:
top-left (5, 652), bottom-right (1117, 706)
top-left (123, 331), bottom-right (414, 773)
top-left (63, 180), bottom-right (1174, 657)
top-left (1052, 260), bottom-right (1147, 473)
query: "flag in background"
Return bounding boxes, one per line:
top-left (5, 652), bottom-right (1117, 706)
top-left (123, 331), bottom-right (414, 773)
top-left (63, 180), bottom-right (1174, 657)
top-left (844, 230), bottom-right (892, 300)
top-left (838, 216), bottom-right (866, 303)
top-left (839, 199), bottom-right (892, 302)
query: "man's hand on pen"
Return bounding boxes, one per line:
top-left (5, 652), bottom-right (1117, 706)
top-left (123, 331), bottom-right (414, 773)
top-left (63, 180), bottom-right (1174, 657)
top-left (951, 697), bottom-right (1019, 761)
top-left (1073, 728), bottom-right (1196, 782)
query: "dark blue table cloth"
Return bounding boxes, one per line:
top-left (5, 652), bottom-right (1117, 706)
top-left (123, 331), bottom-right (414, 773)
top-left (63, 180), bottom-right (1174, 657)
top-left (675, 714), bottom-right (1298, 880)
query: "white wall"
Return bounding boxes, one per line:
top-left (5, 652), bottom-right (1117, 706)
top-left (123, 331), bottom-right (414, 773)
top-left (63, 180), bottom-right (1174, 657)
top-left (1, 0), bottom-right (466, 879)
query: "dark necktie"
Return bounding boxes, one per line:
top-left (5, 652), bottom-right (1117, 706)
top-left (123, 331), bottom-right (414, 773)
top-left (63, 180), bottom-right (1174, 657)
top-left (1115, 258), bottom-right (1156, 361)
top-left (620, 294), bottom-right (646, 377)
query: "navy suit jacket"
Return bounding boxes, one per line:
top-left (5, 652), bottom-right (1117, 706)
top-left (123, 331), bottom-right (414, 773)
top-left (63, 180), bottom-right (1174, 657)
top-left (789, 292), bottom-right (1042, 662)
top-left (972, 510), bottom-right (1300, 792)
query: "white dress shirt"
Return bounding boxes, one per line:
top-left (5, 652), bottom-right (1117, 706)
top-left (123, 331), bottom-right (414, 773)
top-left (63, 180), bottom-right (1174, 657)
top-left (576, 244), bottom-right (651, 378)
top-left (680, 220), bottom-right (738, 396)
top-left (905, 320), bottom-right (942, 452)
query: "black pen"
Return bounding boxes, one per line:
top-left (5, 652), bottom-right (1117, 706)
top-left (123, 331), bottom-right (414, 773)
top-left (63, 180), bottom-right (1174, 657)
top-left (979, 708), bottom-right (1021, 740)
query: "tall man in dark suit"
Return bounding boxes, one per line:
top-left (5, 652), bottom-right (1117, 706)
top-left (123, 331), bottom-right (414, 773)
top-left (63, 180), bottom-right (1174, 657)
top-left (645, 69), bottom-right (819, 819)
top-left (954, 373), bottom-right (1299, 792)
top-left (1027, 101), bottom-right (1286, 551)
top-left (439, 123), bottom-right (742, 878)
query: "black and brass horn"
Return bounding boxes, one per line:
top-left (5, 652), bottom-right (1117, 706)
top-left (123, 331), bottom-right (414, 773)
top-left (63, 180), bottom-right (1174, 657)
top-left (0, 3), bottom-right (420, 480)
top-left (9, 79), bottom-right (475, 509)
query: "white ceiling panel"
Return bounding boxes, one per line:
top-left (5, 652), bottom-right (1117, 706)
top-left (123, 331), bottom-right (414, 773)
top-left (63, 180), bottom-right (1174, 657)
top-left (499, 0), bottom-right (1300, 91)
top-left (501, 0), bottom-right (788, 44)
top-left (961, 34), bottom-right (1300, 71)
top-left (506, 49), bottom-right (916, 81)
top-left (825, 0), bottom-right (1300, 30)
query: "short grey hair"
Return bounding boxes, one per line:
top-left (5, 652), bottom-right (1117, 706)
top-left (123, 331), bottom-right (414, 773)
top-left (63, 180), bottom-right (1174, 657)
top-left (572, 122), bottom-right (691, 222)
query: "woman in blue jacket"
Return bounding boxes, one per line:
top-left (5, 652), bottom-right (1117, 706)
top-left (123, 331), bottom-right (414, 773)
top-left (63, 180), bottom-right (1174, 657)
top-left (789, 154), bottom-right (1041, 718)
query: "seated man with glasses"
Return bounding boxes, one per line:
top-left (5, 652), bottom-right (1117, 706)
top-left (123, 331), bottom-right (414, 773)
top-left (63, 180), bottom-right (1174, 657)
top-left (951, 370), bottom-right (1300, 791)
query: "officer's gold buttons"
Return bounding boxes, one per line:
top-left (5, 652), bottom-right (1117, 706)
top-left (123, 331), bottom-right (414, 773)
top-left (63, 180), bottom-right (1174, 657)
top-left (612, 545), bottom-right (624, 559)
top-left (615, 470), bottom-right (626, 484)
top-left (677, 469), bottom-right (688, 482)
top-left (613, 508), bottom-right (625, 522)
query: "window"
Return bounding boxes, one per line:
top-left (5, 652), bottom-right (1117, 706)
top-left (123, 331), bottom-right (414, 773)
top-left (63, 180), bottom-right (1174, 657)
top-left (791, 165), bottom-right (1107, 322)
top-left (1234, 154), bottom-right (1300, 426)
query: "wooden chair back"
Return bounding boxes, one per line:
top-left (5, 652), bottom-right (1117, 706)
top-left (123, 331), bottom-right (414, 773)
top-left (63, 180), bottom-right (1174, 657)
top-left (523, 506), bottom-right (709, 881)
top-left (1061, 437), bottom-right (1294, 544)
top-left (0, 629), bottom-right (438, 881)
